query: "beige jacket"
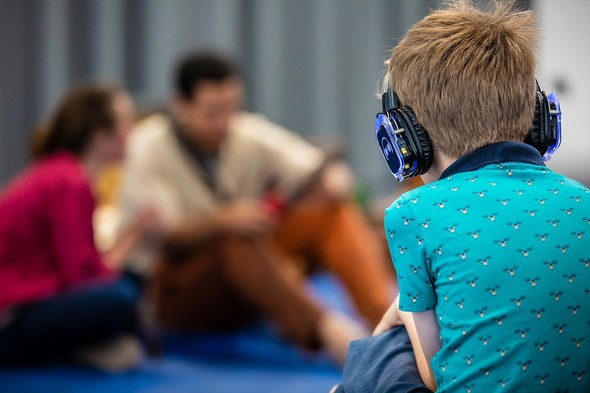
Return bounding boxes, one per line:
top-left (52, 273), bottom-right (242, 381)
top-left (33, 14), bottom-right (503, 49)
top-left (119, 112), bottom-right (325, 273)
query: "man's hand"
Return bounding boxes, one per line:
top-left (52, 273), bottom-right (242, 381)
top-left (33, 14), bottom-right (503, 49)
top-left (216, 201), bottom-right (276, 238)
top-left (373, 294), bottom-right (403, 336)
top-left (295, 161), bottom-right (356, 206)
top-left (133, 205), bottom-right (165, 237)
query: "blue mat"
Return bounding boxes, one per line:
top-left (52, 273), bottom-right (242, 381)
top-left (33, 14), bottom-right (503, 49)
top-left (0, 274), bottom-right (356, 393)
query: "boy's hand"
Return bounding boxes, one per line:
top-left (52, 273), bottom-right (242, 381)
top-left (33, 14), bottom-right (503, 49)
top-left (373, 294), bottom-right (403, 335)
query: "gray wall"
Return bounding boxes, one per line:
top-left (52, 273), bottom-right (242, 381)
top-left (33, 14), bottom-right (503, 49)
top-left (4, 0), bottom-right (565, 199)
top-left (0, 0), bottom-right (435, 198)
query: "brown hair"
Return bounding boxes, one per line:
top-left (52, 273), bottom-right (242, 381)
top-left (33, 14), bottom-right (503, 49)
top-left (387, 0), bottom-right (540, 157)
top-left (35, 84), bottom-right (122, 158)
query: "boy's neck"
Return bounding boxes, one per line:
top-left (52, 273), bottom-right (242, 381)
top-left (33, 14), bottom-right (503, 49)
top-left (420, 151), bottom-right (458, 184)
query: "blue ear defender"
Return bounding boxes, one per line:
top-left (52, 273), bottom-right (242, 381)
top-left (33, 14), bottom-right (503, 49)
top-left (526, 82), bottom-right (562, 161)
top-left (375, 88), bottom-right (433, 182)
top-left (375, 113), bottom-right (410, 182)
top-left (376, 81), bottom-right (562, 182)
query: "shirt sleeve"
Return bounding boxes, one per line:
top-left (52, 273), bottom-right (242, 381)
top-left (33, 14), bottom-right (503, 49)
top-left (119, 150), bottom-right (182, 230)
top-left (384, 196), bottom-right (436, 312)
top-left (48, 179), bottom-right (111, 287)
top-left (119, 120), bottom-right (187, 231)
top-left (247, 114), bottom-right (326, 198)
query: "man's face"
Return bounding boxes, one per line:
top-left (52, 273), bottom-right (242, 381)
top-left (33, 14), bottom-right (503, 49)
top-left (175, 77), bottom-right (244, 151)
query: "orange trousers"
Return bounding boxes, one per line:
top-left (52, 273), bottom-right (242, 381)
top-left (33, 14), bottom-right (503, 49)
top-left (152, 200), bottom-right (396, 349)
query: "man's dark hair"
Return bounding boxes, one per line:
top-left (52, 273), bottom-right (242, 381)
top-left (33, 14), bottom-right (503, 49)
top-left (174, 51), bottom-right (240, 100)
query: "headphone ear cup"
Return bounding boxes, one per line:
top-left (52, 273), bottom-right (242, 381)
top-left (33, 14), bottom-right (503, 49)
top-left (414, 121), bottom-right (433, 175)
top-left (398, 107), bottom-right (433, 175)
top-left (526, 90), bottom-right (548, 155)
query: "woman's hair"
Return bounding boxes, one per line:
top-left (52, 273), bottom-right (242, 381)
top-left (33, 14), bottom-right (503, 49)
top-left (387, 0), bottom-right (540, 157)
top-left (34, 84), bottom-right (123, 158)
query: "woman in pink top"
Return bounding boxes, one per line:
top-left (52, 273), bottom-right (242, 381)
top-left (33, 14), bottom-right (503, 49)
top-left (0, 85), bottom-right (156, 370)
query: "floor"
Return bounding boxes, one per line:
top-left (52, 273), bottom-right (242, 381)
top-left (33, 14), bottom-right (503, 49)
top-left (0, 273), bottom-right (354, 393)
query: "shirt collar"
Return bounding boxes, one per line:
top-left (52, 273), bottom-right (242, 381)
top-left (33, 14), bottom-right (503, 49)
top-left (440, 142), bottom-right (546, 179)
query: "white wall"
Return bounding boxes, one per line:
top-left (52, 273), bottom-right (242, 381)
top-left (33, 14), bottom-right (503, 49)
top-left (535, 0), bottom-right (590, 184)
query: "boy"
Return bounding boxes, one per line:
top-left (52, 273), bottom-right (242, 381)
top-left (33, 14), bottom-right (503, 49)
top-left (337, 0), bottom-right (589, 392)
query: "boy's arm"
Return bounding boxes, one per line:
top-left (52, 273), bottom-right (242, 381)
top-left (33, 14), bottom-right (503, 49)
top-left (403, 308), bottom-right (441, 391)
top-left (374, 295), bottom-right (441, 391)
top-left (382, 197), bottom-right (440, 389)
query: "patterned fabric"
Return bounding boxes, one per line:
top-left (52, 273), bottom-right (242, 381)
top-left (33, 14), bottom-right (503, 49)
top-left (385, 156), bottom-right (590, 392)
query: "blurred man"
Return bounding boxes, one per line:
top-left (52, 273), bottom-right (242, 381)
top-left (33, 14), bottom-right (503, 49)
top-left (119, 51), bottom-right (395, 363)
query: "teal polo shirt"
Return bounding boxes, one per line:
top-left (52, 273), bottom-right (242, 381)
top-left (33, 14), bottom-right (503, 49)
top-left (385, 142), bottom-right (590, 392)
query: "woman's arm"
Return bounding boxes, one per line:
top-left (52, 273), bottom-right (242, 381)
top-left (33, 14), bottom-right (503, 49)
top-left (103, 207), bottom-right (161, 270)
top-left (49, 181), bottom-right (112, 283)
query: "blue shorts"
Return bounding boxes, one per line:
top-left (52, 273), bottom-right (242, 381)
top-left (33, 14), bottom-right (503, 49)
top-left (334, 326), bottom-right (432, 393)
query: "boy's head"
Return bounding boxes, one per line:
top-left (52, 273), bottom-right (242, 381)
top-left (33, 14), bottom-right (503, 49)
top-left (387, 0), bottom-right (540, 158)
